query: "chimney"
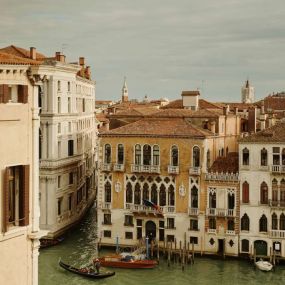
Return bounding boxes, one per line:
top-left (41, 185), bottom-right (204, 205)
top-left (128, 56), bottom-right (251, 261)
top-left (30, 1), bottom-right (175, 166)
top-left (55, 52), bottom-right (61, 61)
top-left (30, 47), bottom-right (36, 60)
top-left (181, 90), bottom-right (200, 110)
top-left (223, 105), bottom-right (230, 115)
top-left (79, 57), bottom-right (85, 66)
top-left (59, 54), bottom-right (65, 63)
top-left (85, 66), bottom-right (91, 79)
top-left (261, 100), bottom-right (265, 114)
top-left (234, 107), bottom-right (238, 115)
top-left (248, 107), bottom-right (257, 133)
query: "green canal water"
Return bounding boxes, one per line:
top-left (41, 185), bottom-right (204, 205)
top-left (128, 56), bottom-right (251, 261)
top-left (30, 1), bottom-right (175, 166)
top-left (39, 206), bottom-right (285, 285)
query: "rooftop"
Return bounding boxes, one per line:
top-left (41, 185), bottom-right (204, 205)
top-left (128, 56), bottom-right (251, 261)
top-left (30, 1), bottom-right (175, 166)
top-left (208, 152), bottom-right (239, 174)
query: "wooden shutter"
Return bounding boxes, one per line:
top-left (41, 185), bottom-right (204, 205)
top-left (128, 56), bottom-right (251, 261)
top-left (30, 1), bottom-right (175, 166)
top-left (22, 85), bottom-right (29, 104)
top-left (0, 84), bottom-right (10, 103)
top-left (20, 165), bottom-right (30, 226)
top-left (2, 167), bottom-right (10, 232)
top-left (17, 85), bottom-right (24, 103)
top-left (242, 182), bottom-right (249, 203)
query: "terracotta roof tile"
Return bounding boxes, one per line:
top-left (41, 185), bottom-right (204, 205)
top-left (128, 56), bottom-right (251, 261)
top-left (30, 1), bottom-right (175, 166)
top-left (0, 45), bottom-right (46, 60)
top-left (151, 108), bottom-right (219, 118)
top-left (209, 152), bottom-right (239, 174)
top-left (162, 99), bottom-right (222, 110)
top-left (0, 51), bottom-right (42, 65)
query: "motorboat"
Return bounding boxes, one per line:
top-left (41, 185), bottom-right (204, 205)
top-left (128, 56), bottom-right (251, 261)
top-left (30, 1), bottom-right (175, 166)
top-left (255, 259), bottom-right (273, 271)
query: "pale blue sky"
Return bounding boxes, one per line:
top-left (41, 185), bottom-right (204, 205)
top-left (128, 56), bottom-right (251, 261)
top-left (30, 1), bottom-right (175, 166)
top-left (1, 0), bottom-right (285, 102)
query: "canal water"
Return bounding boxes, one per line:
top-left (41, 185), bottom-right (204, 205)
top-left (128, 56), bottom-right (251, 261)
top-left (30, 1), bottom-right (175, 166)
top-left (39, 206), bottom-right (285, 285)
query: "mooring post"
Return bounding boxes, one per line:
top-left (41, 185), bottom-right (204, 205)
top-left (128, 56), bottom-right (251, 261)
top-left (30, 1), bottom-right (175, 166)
top-left (192, 242), bottom-right (195, 264)
top-left (146, 237), bottom-right (149, 259)
top-left (167, 242), bottom-right (170, 267)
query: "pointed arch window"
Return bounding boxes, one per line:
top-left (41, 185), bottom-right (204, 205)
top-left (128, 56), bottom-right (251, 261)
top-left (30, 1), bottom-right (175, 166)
top-left (242, 148), bottom-right (249, 165)
top-left (228, 192), bottom-right (235, 209)
top-left (159, 184), bottom-right (166, 206)
top-left (104, 181), bottom-right (111, 203)
top-left (117, 144), bottom-right (124, 164)
top-left (280, 213), bottom-right (285, 230)
top-left (227, 219), bottom-right (234, 231)
top-left (171, 145), bottom-right (179, 166)
top-left (272, 213), bottom-right (278, 230)
top-left (126, 182), bottom-right (133, 204)
top-left (242, 181), bottom-right (249, 203)
top-left (134, 183), bottom-right (141, 205)
top-left (260, 182), bottom-right (268, 204)
top-left (280, 179), bottom-right (285, 206)
top-left (272, 179), bottom-right (278, 205)
top-left (193, 146), bottom-right (200, 167)
top-left (241, 239), bottom-right (249, 252)
top-left (283, 148), bottom-right (285, 165)
top-left (143, 183), bottom-right (149, 201)
top-left (168, 185), bottom-right (175, 206)
top-left (104, 144), bottom-right (111, 164)
top-left (135, 144), bottom-right (141, 165)
top-left (153, 145), bottom-right (160, 166)
top-left (241, 213), bottom-right (250, 231)
top-left (206, 149), bottom-right (210, 169)
top-left (143, 145), bottom-right (151, 165)
top-left (260, 148), bottom-right (268, 166)
top-left (259, 214), bottom-right (267, 232)
top-left (151, 184), bottom-right (158, 205)
top-left (191, 186), bottom-right (198, 208)
top-left (209, 191), bottom-right (216, 208)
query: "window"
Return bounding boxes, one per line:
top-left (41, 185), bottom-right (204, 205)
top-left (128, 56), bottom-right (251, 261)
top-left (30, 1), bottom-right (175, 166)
top-left (190, 236), bottom-right (198, 245)
top-left (117, 144), bottom-right (124, 164)
top-left (167, 235), bottom-right (175, 242)
top-left (143, 145), bottom-right (151, 165)
top-left (104, 144), bottom-right (111, 164)
top-left (103, 213), bottom-right (111, 225)
top-left (82, 98), bottom-right (86, 112)
top-left (143, 183), bottom-right (149, 201)
top-left (167, 218), bottom-right (175, 229)
top-left (190, 219), bottom-right (198, 231)
top-left (159, 220), bottom-right (164, 242)
top-left (153, 145), bottom-right (160, 166)
top-left (272, 179), bottom-right (278, 204)
top-left (191, 186), bottom-right (198, 208)
top-left (227, 219), bottom-right (234, 231)
top-left (281, 179), bottom-right (285, 205)
top-left (68, 140), bottom-right (74, 156)
top-left (241, 239), bottom-right (249, 252)
top-left (206, 150), bottom-right (210, 169)
top-left (135, 144), bottom-right (141, 165)
top-left (273, 147), bottom-right (280, 165)
top-left (3, 165), bottom-right (29, 230)
top-left (68, 122), bottom-right (71, 132)
top-left (193, 146), bottom-right (200, 167)
top-left (68, 97), bottom-right (71, 113)
top-left (126, 182), bottom-right (133, 203)
top-left (159, 184), bottom-right (166, 206)
top-left (260, 148), bottom-right (267, 166)
top-left (104, 181), bottom-right (111, 203)
top-left (134, 183), bottom-right (141, 205)
top-left (242, 148), bottom-right (249, 165)
top-left (57, 97), bottom-right (61, 113)
top-left (77, 188), bottom-right (83, 204)
top-left (168, 185), bottom-right (175, 206)
top-left (125, 232), bottom-right (133, 239)
top-left (280, 213), bottom-right (285, 230)
top-left (209, 218), bottom-right (216, 229)
top-left (209, 191), bottom-right (216, 208)
top-left (228, 193), bottom-right (235, 209)
top-left (272, 213), bottom-right (278, 230)
top-left (151, 184), bottom-right (158, 205)
top-left (260, 182), bottom-right (268, 204)
top-left (68, 194), bottom-right (73, 211)
top-left (58, 123), bottom-right (61, 134)
top-left (259, 214), bottom-right (267, 232)
top-left (57, 80), bottom-right (61, 91)
top-left (57, 198), bottom-right (62, 215)
top-left (68, 81), bottom-right (71, 92)
top-left (241, 213), bottom-right (249, 231)
top-left (104, 230), bottom-right (111, 238)
top-left (171, 145), bottom-right (178, 166)
top-left (57, 176), bottom-right (61, 188)
top-left (242, 181), bottom-right (249, 203)
top-left (137, 219), bottom-right (143, 240)
top-left (282, 149), bottom-right (285, 165)
top-left (69, 172), bottom-right (73, 184)
top-left (58, 141), bottom-right (61, 158)
top-left (0, 84), bottom-right (28, 104)
top-left (124, 215), bottom-right (133, 226)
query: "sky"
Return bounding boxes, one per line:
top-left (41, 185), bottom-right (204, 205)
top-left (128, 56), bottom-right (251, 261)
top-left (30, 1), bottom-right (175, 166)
top-left (1, 0), bottom-right (285, 102)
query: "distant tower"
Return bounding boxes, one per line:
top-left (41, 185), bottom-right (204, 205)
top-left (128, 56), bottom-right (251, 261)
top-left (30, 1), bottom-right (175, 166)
top-left (241, 79), bottom-right (254, 103)
top-left (122, 76), bottom-right (128, 102)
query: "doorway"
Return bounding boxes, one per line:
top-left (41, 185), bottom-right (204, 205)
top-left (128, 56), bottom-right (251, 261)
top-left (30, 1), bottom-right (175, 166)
top-left (254, 240), bottom-right (267, 256)
top-left (145, 220), bottom-right (156, 242)
top-left (218, 239), bottom-right (225, 255)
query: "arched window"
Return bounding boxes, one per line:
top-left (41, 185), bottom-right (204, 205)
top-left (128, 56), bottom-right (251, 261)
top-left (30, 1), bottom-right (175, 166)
top-left (104, 181), bottom-right (111, 203)
top-left (241, 214), bottom-right (250, 231)
top-left (171, 145), bottom-right (179, 166)
top-left (280, 213), bottom-right (285, 230)
top-left (159, 184), bottom-right (166, 206)
top-left (282, 148), bottom-right (285, 165)
top-left (221, 148), bottom-right (224, 157)
top-left (226, 147), bottom-right (229, 155)
top-left (260, 182), bottom-right (268, 204)
top-left (206, 150), bottom-right (210, 169)
top-left (126, 182), bottom-right (133, 204)
top-left (272, 213), bottom-right (278, 230)
top-left (280, 179), bottom-right (285, 205)
top-left (193, 146), bottom-right (200, 167)
top-left (242, 148), bottom-right (249, 165)
top-left (135, 144), bottom-right (141, 165)
top-left (241, 239), bottom-right (249, 252)
top-left (142, 183), bottom-right (149, 201)
top-left (272, 179), bottom-right (278, 205)
top-left (209, 218), bottom-right (216, 229)
top-left (209, 191), bottom-right (216, 208)
top-left (104, 144), bottom-right (111, 163)
top-left (143, 145), bottom-right (151, 165)
top-left (260, 148), bottom-right (268, 166)
top-left (227, 219), bottom-right (234, 231)
top-left (153, 145), bottom-right (160, 166)
top-left (191, 186), bottom-right (198, 208)
top-left (242, 181), bottom-right (249, 203)
top-left (134, 183), bottom-right (141, 205)
top-left (117, 144), bottom-right (124, 164)
top-left (151, 184), bottom-right (158, 205)
top-left (168, 185), bottom-right (175, 206)
top-left (259, 214), bottom-right (267, 232)
top-left (228, 193), bottom-right (235, 209)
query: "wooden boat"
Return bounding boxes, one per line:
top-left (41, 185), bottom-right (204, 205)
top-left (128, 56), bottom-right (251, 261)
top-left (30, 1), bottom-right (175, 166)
top-left (40, 237), bottom-right (64, 249)
top-left (97, 254), bottom-right (158, 269)
top-left (59, 260), bottom-right (115, 279)
top-left (255, 259), bottom-right (273, 271)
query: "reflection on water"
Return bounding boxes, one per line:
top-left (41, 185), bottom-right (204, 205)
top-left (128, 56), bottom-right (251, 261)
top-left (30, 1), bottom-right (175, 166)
top-left (39, 207), bottom-right (285, 285)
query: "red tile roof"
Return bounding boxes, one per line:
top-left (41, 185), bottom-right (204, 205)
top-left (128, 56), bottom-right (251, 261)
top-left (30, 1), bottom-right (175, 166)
top-left (151, 108), bottom-right (220, 118)
top-left (0, 45), bottom-right (46, 60)
top-left (209, 152), bottom-right (239, 174)
top-left (0, 51), bottom-right (42, 65)
top-left (162, 98), bottom-right (222, 110)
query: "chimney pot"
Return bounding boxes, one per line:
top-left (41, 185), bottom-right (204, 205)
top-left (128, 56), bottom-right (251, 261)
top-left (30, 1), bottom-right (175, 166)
top-left (79, 57), bottom-right (85, 66)
top-left (30, 47), bottom-right (36, 60)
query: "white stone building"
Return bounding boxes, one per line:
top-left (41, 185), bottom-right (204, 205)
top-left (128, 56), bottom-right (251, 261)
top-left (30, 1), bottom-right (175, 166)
top-left (239, 122), bottom-right (285, 258)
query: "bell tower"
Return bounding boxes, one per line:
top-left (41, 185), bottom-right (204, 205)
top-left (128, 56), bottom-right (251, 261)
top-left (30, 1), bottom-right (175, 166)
top-left (241, 79), bottom-right (254, 103)
top-left (122, 76), bottom-right (128, 102)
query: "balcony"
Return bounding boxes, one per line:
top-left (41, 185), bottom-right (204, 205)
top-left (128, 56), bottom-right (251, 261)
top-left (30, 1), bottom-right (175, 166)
top-left (271, 165), bottom-right (285, 174)
top-left (226, 230), bottom-right (236, 235)
top-left (188, 207), bottom-right (199, 216)
top-left (168, 165), bottom-right (179, 174)
top-left (113, 163), bottom-right (125, 172)
top-left (189, 167), bottom-right (201, 175)
top-left (101, 163), bottom-right (112, 172)
top-left (101, 202), bottom-right (111, 210)
top-left (131, 164), bottom-right (160, 173)
top-left (164, 206), bottom-right (175, 213)
top-left (40, 154), bottom-right (83, 169)
top-left (207, 229), bottom-right (216, 234)
top-left (206, 208), bottom-right (236, 217)
top-left (269, 199), bottom-right (285, 208)
top-left (205, 172), bottom-right (239, 182)
top-left (125, 204), bottom-right (174, 214)
top-left (269, 230), bottom-right (285, 239)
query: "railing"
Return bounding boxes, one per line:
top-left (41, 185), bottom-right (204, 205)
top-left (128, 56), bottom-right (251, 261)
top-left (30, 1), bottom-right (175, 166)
top-left (189, 167), bottom-right (201, 175)
top-left (226, 230), bottom-right (235, 235)
top-left (269, 199), bottom-right (285, 207)
top-left (101, 163), bottom-right (112, 172)
top-left (131, 164), bottom-right (160, 173)
top-left (206, 208), bottom-right (235, 217)
top-left (125, 203), bottom-right (175, 214)
top-left (205, 172), bottom-right (239, 182)
top-left (113, 163), bottom-right (124, 171)
top-left (40, 154), bottom-right (83, 169)
top-left (207, 229), bottom-right (216, 234)
top-left (102, 202), bottom-right (111, 210)
top-left (168, 165), bottom-right (179, 174)
top-left (271, 165), bottom-right (285, 173)
top-left (270, 230), bottom-right (285, 238)
top-left (188, 207), bottom-right (199, 216)
top-left (164, 206), bottom-right (175, 213)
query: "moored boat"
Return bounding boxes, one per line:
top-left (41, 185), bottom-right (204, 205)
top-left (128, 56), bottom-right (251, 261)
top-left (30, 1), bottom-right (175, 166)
top-left (255, 259), bottom-right (273, 271)
top-left (40, 237), bottom-right (64, 249)
top-left (59, 260), bottom-right (115, 279)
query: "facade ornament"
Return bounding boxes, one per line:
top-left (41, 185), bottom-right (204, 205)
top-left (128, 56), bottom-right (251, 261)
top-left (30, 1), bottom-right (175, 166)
top-left (115, 181), bottom-right (121, 193)
top-left (179, 184), bottom-right (186, 197)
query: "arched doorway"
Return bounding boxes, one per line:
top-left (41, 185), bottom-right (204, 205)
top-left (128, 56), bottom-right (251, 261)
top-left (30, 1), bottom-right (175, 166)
top-left (254, 240), bottom-right (267, 256)
top-left (145, 220), bottom-right (156, 242)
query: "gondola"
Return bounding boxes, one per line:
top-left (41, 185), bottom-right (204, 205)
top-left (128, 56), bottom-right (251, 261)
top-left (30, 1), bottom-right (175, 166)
top-left (59, 260), bottom-right (115, 279)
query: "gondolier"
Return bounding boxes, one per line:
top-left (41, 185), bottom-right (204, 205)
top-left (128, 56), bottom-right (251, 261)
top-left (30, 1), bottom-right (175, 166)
top-left (93, 258), bottom-right (101, 274)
